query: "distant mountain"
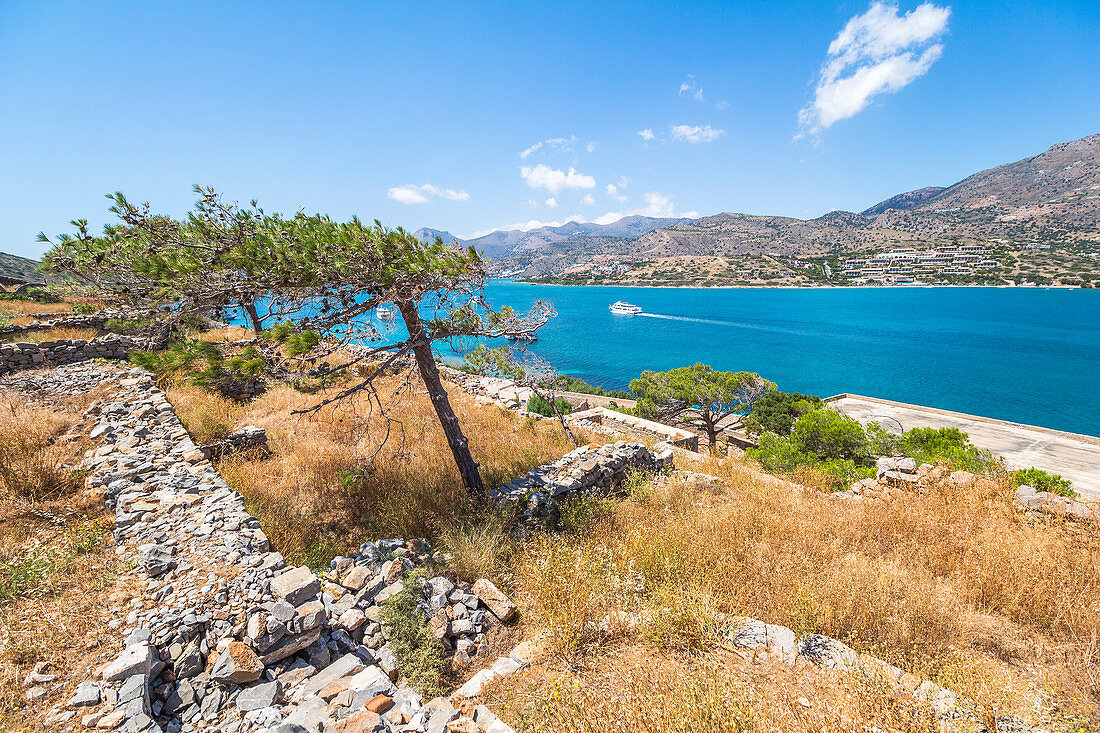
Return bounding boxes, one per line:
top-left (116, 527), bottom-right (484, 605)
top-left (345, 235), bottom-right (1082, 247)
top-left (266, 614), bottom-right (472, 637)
top-left (489, 133), bottom-right (1100, 284)
top-left (862, 186), bottom-right (946, 216)
top-left (0, 251), bottom-right (44, 282)
top-left (411, 227), bottom-right (463, 245)
top-left (419, 215), bottom-right (693, 259)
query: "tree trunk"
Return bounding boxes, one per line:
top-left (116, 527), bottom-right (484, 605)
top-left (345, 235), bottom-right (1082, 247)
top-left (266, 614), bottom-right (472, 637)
top-left (241, 300), bottom-right (263, 334)
top-left (396, 300), bottom-right (485, 498)
top-left (535, 388), bottom-right (579, 447)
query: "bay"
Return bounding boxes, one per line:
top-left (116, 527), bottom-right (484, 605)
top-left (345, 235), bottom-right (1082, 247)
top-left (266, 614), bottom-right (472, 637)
top-left (466, 282), bottom-right (1100, 437)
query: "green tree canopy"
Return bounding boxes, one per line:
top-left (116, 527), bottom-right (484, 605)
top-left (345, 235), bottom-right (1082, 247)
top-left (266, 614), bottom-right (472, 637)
top-left (629, 363), bottom-right (773, 449)
top-left (742, 390), bottom-right (822, 436)
top-left (40, 188), bottom-right (556, 497)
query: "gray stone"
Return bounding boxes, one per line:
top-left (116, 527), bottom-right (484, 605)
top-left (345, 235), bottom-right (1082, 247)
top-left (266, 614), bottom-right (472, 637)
top-left (472, 579), bottom-right (517, 622)
top-left (301, 652), bottom-right (365, 696)
top-left (67, 680), bottom-right (101, 707)
top-left (236, 680), bottom-right (282, 712)
top-left (270, 566), bottom-right (321, 605)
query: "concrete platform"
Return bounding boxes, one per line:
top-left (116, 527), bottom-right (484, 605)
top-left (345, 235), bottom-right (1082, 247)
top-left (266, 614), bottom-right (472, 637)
top-left (827, 394), bottom-right (1100, 501)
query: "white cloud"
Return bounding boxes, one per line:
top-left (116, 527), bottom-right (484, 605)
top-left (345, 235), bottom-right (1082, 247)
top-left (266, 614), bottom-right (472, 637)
top-left (606, 183), bottom-right (628, 203)
top-left (670, 124), bottom-right (725, 143)
top-left (678, 74), bottom-right (705, 102)
top-left (519, 141), bottom-right (543, 159)
top-left (638, 128), bottom-right (656, 141)
top-left (387, 183), bottom-right (470, 205)
top-left (580, 194), bottom-right (596, 206)
top-left (716, 100), bottom-right (729, 110)
top-left (798, 1), bottom-right (950, 134)
top-left (545, 197), bottom-right (559, 208)
top-left (520, 164), bottom-right (596, 195)
top-left (519, 135), bottom-right (591, 159)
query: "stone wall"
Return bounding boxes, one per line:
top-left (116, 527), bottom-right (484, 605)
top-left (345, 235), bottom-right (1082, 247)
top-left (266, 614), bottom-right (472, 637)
top-left (38, 363), bottom-right (522, 733)
top-left (566, 406), bottom-right (700, 451)
top-left (492, 441), bottom-right (673, 528)
top-left (0, 333), bottom-right (145, 375)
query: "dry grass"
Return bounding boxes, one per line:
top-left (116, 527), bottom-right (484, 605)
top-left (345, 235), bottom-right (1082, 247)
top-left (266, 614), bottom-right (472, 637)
top-left (166, 380), bottom-right (247, 443)
top-left (500, 456), bottom-right (1100, 728)
top-left (5, 326), bottom-right (100, 344)
top-left (168, 373), bottom-right (583, 569)
top-left (193, 325), bottom-right (257, 343)
top-left (0, 397), bottom-right (87, 502)
top-left (486, 645), bottom-right (943, 733)
top-left (0, 383), bottom-right (127, 729)
top-left (0, 300), bottom-right (72, 317)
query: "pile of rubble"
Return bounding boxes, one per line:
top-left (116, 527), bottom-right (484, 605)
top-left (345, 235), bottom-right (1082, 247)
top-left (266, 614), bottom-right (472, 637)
top-left (38, 366), bottom-right (522, 733)
top-left (490, 441), bottom-right (672, 528)
top-left (200, 426), bottom-right (270, 461)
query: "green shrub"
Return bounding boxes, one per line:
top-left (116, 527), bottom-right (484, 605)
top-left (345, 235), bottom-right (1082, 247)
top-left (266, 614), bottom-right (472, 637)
top-left (131, 339), bottom-right (265, 395)
top-left (742, 390), bottom-right (822, 436)
top-left (747, 431), bottom-right (811, 474)
top-left (0, 288), bottom-right (62, 304)
top-left (105, 315), bottom-right (156, 335)
top-left (527, 393), bottom-right (572, 417)
top-left (557, 375), bottom-right (633, 400)
top-left (71, 303), bottom-right (96, 315)
top-left (380, 569), bottom-right (446, 697)
top-left (789, 408), bottom-right (869, 462)
top-left (1011, 467), bottom-right (1076, 498)
top-left (895, 427), bottom-right (997, 473)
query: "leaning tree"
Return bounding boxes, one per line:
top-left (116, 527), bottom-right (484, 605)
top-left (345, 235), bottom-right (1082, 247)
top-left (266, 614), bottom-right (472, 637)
top-left (41, 188), bottom-right (554, 497)
top-left (629, 363), bottom-right (774, 451)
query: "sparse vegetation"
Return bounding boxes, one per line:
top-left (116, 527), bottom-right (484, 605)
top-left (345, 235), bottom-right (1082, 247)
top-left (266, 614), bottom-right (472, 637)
top-left (1011, 466), bottom-right (1076, 498)
top-left (380, 569), bottom-right (447, 697)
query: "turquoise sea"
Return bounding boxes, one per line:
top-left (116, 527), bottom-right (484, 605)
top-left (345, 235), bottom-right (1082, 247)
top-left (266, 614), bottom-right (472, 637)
top-left (461, 283), bottom-right (1100, 437)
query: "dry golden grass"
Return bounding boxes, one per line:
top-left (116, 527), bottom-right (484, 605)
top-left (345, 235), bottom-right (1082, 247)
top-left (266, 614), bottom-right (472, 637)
top-left (0, 300), bottom-right (72, 317)
top-left (0, 383), bottom-right (127, 729)
top-left (6, 326), bottom-right (100, 344)
top-left (0, 397), bottom-right (87, 502)
top-left (486, 645), bottom-right (943, 733)
top-left (166, 380), bottom-right (247, 443)
top-left (501, 456), bottom-right (1100, 728)
top-left (168, 374), bottom-right (584, 569)
top-left (193, 325), bottom-right (257, 343)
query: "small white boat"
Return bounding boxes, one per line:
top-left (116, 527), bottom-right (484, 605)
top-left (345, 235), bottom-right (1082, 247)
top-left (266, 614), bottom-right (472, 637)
top-left (376, 305), bottom-right (396, 321)
top-left (609, 301), bottom-right (642, 315)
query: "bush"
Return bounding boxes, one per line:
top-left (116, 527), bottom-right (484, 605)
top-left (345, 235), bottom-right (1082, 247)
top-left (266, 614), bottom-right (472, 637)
top-left (71, 303), bottom-right (97, 315)
top-left (0, 288), bottom-right (62, 304)
top-left (380, 569), bottom-right (447, 697)
top-left (789, 408), bottom-right (869, 462)
top-left (527, 393), bottom-right (572, 417)
top-left (104, 315), bottom-right (156, 335)
top-left (742, 390), bottom-right (822, 436)
top-left (1011, 467), bottom-right (1076, 498)
top-left (131, 339), bottom-right (265, 396)
top-left (895, 427), bottom-right (997, 473)
top-left (557, 375), bottom-right (633, 400)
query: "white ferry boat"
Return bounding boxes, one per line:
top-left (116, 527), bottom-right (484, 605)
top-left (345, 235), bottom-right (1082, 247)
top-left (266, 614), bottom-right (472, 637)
top-left (609, 301), bottom-right (642, 315)
top-left (376, 305), bottom-right (396, 321)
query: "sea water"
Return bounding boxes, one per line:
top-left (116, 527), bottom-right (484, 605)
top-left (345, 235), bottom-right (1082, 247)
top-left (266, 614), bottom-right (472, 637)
top-left (464, 283), bottom-right (1100, 437)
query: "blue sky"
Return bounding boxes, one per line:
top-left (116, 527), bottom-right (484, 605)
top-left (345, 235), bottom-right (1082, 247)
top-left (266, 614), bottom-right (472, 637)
top-left (1, 0), bottom-right (1097, 257)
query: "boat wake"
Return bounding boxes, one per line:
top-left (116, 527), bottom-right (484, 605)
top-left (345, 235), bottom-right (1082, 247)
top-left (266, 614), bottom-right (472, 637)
top-left (638, 312), bottom-right (813, 337)
top-left (638, 312), bottom-right (748, 328)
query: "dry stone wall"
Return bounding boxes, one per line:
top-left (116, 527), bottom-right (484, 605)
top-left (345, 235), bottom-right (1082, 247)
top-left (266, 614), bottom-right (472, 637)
top-left (491, 441), bottom-right (672, 529)
top-left (0, 334), bottom-right (144, 375)
top-left (37, 364), bottom-right (524, 733)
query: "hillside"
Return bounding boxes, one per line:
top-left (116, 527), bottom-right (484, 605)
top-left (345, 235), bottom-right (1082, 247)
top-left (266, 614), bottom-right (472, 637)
top-left (492, 134), bottom-right (1100, 287)
top-left (0, 251), bottom-right (43, 282)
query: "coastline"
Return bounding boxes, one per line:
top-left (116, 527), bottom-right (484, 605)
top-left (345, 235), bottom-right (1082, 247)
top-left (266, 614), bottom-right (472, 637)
top-left (503, 280), bottom-right (1087, 291)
